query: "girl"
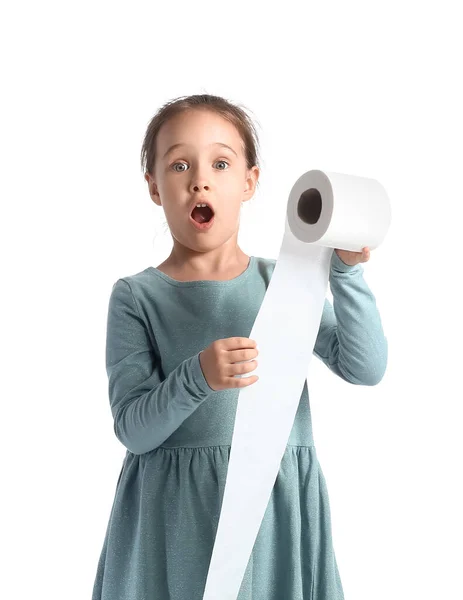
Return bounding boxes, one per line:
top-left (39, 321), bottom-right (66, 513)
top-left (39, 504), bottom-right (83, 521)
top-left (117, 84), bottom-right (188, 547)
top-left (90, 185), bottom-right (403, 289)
top-left (91, 94), bottom-right (388, 600)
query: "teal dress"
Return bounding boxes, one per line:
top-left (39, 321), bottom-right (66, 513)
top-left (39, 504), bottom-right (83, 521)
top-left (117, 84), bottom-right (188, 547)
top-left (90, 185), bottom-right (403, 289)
top-left (92, 253), bottom-right (388, 600)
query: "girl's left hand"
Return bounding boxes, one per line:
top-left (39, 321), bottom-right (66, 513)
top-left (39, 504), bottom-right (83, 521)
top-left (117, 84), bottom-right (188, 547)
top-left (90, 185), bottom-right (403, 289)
top-left (334, 246), bottom-right (371, 266)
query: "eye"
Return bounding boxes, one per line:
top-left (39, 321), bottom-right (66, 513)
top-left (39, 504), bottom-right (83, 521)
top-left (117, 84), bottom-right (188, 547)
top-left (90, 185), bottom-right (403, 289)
top-left (171, 160), bottom-right (230, 172)
top-left (172, 162), bottom-right (188, 172)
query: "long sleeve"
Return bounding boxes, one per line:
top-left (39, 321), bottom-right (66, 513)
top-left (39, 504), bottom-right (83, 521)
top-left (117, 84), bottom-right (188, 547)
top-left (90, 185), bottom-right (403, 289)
top-left (313, 250), bottom-right (388, 386)
top-left (106, 279), bottom-right (216, 455)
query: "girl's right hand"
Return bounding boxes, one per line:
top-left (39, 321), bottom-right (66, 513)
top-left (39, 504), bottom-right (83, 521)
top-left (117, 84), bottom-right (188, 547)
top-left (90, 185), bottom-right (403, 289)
top-left (199, 337), bottom-right (259, 391)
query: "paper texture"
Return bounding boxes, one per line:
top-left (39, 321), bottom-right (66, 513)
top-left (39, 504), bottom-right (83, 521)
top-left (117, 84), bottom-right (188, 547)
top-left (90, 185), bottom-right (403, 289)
top-left (202, 169), bottom-right (391, 600)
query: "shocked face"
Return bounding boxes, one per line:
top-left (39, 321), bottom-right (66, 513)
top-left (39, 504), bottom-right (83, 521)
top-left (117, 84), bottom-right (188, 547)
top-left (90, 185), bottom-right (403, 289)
top-left (146, 109), bottom-right (259, 249)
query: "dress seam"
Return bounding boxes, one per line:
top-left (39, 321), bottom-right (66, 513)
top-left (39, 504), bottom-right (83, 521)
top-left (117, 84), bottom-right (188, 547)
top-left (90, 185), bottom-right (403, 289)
top-left (119, 278), bottom-right (143, 320)
top-left (157, 444), bottom-right (315, 449)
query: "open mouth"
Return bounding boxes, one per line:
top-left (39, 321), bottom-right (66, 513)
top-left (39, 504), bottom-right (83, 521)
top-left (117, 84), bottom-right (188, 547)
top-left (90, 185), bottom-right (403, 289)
top-left (191, 204), bottom-right (214, 224)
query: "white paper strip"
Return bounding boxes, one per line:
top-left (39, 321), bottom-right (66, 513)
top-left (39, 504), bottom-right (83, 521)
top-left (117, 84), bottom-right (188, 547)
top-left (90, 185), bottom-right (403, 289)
top-left (202, 169), bottom-right (391, 600)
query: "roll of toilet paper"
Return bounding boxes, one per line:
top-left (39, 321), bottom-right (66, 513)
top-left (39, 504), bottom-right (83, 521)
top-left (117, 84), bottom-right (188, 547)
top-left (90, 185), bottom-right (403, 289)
top-left (202, 169), bottom-right (391, 600)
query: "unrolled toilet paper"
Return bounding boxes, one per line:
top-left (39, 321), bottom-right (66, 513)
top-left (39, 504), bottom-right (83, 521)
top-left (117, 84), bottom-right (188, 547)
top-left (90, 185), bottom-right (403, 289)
top-left (202, 169), bottom-right (391, 600)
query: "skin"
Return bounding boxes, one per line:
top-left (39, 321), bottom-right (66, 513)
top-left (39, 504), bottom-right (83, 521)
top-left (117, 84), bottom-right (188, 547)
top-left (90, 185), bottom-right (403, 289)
top-left (145, 109), bottom-right (259, 278)
top-left (144, 108), bottom-right (371, 274)
top-left (335, 246), bottom-right (371, 266)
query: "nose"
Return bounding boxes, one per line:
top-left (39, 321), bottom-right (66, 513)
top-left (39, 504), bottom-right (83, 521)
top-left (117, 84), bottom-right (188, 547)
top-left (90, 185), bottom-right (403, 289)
top-left (191, 182), bottom-right (210, 193)
top-left (190, 169), bottom-right (210, 194)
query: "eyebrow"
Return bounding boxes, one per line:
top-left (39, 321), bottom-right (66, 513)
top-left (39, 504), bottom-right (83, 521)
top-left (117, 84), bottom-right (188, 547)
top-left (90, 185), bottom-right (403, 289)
top-left (162, 142), bottom-right (238, 159)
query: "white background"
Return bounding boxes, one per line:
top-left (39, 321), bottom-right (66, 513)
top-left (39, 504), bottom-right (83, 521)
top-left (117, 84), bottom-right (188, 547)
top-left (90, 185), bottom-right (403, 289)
top-left (2, 1), bottom-right (462, 598)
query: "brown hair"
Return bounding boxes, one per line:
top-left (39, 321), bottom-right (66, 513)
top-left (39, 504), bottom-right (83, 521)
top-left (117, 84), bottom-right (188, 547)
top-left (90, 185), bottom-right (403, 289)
top-left (140, 93), bottom-right (261, 188)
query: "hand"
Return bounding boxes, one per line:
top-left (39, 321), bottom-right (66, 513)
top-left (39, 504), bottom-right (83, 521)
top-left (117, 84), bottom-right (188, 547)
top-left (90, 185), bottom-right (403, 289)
top-left (199, 337), bottom-right (259, 391)
top-left (335, 246), bottom-right (371, 266)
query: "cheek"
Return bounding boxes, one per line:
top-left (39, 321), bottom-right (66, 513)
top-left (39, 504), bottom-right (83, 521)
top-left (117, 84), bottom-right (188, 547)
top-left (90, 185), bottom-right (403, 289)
top-left (223, 181), bottom-right (244, 202)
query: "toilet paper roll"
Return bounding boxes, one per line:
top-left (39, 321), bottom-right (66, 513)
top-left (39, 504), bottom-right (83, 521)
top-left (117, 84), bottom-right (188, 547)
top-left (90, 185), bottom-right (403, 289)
top-left (202, 169), bottom-right (391, 600)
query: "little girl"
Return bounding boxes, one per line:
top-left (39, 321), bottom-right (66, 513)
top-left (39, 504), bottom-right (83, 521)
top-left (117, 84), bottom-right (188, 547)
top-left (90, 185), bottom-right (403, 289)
top-left (91, 94), bottom-right (388, 600)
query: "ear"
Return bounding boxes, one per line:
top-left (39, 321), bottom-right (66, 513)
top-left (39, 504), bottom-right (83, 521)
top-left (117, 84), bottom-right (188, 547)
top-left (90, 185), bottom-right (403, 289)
top-left (244, 166), bottom-right (260, 199)
top-left (145, 173), bottom-right (161, 207)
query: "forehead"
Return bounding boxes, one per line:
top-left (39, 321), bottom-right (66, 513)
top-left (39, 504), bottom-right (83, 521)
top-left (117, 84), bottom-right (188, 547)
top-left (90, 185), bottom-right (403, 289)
top-left (157, 110), bottom-right (243, 153)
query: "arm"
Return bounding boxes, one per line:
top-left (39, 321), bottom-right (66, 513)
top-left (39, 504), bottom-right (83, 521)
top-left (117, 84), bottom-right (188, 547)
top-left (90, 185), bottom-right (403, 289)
top-left (106, 279), bottom-right (216, 455)
top-left (313, 251), bottom-right (388, 386)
